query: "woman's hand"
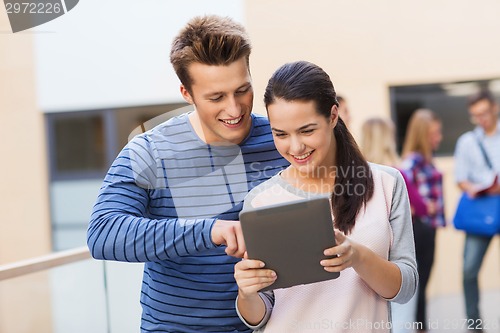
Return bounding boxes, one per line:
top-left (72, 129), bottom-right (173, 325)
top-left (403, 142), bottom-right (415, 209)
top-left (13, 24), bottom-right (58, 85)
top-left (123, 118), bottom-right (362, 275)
top-left (426, 201), bottom-right (437, 215)
top-left (234, 253), bottom-right (276, 325)
top-left (234, 253), bottom-right (277, 297)
top-left (320, 229), bottom-right (358, 272)
top-left (321, 229), bottom-right (402, 299)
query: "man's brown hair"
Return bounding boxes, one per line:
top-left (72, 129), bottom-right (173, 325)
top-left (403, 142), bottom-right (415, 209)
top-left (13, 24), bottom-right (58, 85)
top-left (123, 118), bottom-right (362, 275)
top-left (467, 89), bottom-right (496, 108)
top-left (170, 15), bottom-right (251, 93)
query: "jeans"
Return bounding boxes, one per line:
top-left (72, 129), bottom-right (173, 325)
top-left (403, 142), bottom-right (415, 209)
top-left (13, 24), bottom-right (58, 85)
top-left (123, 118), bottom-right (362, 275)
top-left (462, 233), bottom-right (493, 321)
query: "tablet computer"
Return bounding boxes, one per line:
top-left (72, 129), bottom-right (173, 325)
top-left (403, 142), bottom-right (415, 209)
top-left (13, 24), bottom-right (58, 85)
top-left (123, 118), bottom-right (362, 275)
top-left (239, 197), bottom-right (339, 291)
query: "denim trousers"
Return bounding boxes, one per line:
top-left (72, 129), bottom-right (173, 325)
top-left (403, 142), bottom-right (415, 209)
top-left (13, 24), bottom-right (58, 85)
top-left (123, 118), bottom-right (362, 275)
top-left (462, 233), bottom-right (493, 321)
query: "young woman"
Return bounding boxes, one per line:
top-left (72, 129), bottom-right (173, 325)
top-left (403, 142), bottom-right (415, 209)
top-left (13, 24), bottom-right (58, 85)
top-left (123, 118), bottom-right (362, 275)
top-left (400, 109), bottom-right (445, 332)
top-left (234, 61), bottom-right (418, 333)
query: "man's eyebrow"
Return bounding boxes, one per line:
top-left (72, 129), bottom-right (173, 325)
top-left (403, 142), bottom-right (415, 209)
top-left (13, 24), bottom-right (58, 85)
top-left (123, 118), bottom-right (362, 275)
top-left (203, 83), bottom-right (252, 98)
top-left (204, 91), bottom-right (224, 97)
top-left (237, 83), bottom-right (252, 90)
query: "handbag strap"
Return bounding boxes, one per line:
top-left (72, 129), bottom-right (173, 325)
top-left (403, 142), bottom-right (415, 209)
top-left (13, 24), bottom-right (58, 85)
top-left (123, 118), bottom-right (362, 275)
top-left (474, 133), bottom-right (493, 170)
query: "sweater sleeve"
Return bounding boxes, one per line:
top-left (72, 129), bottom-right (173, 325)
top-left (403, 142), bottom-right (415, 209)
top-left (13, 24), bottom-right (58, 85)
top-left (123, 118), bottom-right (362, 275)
top-left (87, 135), bottom-right (218, 262)
top-left (386, 171), bottom-right (419, 304)
top-left (235, 291), bottom-right (275, 330)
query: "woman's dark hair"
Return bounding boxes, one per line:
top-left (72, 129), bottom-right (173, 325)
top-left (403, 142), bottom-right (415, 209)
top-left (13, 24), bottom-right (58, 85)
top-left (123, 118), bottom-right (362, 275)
top-left (264, 61), bottom-right (374, 234)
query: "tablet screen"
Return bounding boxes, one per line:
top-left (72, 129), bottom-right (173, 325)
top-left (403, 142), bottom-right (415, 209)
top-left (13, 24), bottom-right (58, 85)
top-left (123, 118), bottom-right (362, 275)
top-left (239, 197), bottom-right (339, 291)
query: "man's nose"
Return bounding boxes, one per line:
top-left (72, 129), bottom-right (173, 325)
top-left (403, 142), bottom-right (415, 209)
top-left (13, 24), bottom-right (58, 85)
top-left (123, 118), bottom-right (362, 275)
top-left (225, 96), bottom-right (241, 117)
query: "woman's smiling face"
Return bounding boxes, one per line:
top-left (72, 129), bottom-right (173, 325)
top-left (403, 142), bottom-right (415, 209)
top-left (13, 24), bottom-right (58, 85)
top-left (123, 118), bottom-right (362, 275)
top-left (268, 98), bottom-right (338, 178)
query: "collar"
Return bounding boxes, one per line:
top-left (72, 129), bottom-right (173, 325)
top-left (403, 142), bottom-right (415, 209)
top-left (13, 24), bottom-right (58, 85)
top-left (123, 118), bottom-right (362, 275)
top-left (474, 120), bottom-right (500, 138)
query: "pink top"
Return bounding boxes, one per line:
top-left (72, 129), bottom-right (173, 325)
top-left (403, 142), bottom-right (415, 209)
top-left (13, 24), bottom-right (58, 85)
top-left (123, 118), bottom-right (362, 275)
top-left (238, 164), bottom-right (418, 333)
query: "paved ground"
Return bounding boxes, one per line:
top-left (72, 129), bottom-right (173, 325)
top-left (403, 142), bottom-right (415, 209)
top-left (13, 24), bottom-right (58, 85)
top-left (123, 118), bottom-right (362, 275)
top-left (426, 290), bottom-right (500, 333)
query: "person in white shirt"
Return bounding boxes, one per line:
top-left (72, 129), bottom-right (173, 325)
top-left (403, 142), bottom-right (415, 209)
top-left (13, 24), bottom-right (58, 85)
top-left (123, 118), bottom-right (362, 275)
top-left (454, 89), bottom-right (500, 330)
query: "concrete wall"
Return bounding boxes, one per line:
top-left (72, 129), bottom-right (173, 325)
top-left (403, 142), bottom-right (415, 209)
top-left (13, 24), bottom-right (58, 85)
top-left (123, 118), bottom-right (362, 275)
top-left (0, 7), bottom-right (53, 333)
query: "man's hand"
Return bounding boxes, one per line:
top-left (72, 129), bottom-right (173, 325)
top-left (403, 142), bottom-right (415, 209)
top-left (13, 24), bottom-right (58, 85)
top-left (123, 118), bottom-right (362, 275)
top-left (486, 182), bottom-right (500, 195)
top-left (211, 220), bottom-right (246, 258)
top-left (459, 181), bottom-right (481, 198)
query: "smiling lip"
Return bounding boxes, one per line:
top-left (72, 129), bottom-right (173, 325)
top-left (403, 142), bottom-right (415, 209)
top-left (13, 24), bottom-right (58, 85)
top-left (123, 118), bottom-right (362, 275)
top-left (291, 150), bottom-right (314, 163)
top-left (220, 115), bottom-right (244, 128)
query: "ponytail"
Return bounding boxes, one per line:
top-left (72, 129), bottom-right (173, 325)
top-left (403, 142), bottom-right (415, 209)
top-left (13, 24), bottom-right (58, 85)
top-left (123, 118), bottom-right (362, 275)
top-left (332, 118), bottom-right (374, 234)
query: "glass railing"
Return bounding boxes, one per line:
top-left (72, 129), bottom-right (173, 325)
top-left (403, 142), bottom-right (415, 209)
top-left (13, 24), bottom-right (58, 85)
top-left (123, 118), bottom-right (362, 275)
top-left (1, 241), bottom-right (498, 333)
top-left (0, 247), bottom-right (144, 333)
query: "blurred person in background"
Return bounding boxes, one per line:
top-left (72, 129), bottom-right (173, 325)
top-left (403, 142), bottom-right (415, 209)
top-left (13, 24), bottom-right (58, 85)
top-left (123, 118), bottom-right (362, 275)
top-left (361, 118), bottom-right (426, 216)
top-left (361, 117), bottom-right (399, 166)
top-left (454, 90), bottom-right (500, 330)
top-left (336, 95), bottom-right (351, 129)
top-left (361, 117), bottom-right (426, 333)
top-left (400, 109), bottom-right (445, 333)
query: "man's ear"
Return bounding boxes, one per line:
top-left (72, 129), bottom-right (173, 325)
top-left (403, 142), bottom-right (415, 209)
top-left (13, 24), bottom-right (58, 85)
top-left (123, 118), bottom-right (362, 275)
top-left (493, 102), bottom-right (500, 116)
top-left (180, 85), bottom-right (194, 104)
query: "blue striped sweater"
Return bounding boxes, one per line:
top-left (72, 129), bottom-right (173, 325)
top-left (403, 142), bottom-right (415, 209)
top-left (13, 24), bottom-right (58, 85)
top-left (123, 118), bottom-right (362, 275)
top-left (87, 112), bottom-right (288, 332)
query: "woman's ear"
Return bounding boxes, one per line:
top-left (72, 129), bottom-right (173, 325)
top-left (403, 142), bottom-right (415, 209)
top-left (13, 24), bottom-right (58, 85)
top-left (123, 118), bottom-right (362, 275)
top-left (180, 85), bottom-right (194, 104)
top-left (330, 105), bottom-right (339, 127)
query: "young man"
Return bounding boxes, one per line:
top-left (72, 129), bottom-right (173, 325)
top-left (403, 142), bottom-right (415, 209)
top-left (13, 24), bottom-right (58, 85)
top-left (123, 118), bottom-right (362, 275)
top-left (454, 90), bottom-right (500, 328)
top-left (87, 15), bottom-right (288, 332)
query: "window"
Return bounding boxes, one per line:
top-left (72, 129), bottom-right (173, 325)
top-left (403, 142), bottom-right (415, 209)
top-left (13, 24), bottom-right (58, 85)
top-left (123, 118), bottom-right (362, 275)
top-left (47, 111), bottom-right (108, 180)
top-left (53, 114), bottom-right (106, 173)
top-left (46, 103), bottom-right (188, 180)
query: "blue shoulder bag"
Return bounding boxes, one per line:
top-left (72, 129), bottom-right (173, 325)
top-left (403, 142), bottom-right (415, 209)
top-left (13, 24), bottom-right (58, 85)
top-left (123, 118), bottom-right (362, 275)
top-left (453, 135), bottom-right (500, 236)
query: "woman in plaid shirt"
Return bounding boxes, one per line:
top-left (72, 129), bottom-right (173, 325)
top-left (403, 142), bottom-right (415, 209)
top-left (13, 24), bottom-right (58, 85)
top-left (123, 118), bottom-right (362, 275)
top-left (400, 109), bottom-right (445, 333)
